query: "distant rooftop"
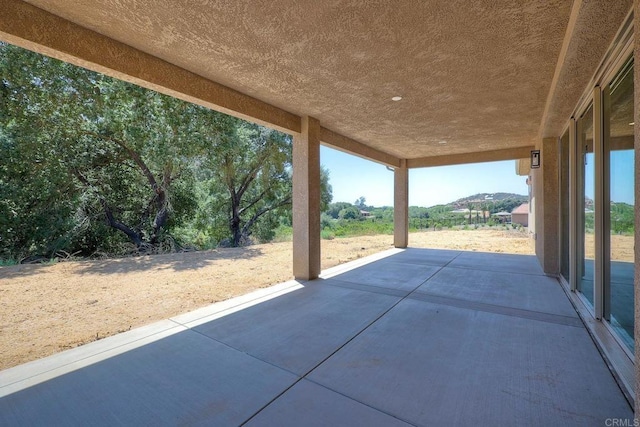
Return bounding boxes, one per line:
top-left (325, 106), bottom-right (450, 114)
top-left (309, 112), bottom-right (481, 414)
top-left (512, 203), bottom-right (529, 215)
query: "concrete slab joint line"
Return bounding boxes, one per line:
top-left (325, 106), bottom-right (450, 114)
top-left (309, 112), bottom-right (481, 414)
top-left (241, 255), bottom-right (457, 425)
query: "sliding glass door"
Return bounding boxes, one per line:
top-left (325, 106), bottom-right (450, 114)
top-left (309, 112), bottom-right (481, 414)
top-left (565, 55), bottom-right (634, 352)
top-left (559, 129), bottom-right (570, 283)
top-left (604, 57), bottom-right (634, 351)
top-left (577, 104), bottom-right (595, 308)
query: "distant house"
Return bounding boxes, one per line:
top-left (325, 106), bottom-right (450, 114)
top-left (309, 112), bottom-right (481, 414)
top-left (492, 211), bottom-right (512, 223)
top-left (360, 210), bottom-right (372, 218)
top-left (511, 203), bottom-right (529, 227)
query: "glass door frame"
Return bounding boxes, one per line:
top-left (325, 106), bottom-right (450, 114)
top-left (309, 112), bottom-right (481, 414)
top-left (561, 29), bottom-right (634, 357)
top-left (574, 99), bottom-right (598, 316)
top-left (556, 9), bottom-right (634, 399)
top-left (601, 52), bottom-right (635, 353)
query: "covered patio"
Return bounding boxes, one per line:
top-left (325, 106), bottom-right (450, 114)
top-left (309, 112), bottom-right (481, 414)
top-left (1, 249), bottom-right (632, 425)
top-left (1, 0), bottom-right (639, 421)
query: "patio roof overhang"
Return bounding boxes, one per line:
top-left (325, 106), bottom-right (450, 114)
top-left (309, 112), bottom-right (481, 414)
top-left (1, 0), bottom-right (633, 167)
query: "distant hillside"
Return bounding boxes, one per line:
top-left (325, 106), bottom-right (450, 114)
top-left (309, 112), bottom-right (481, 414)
top-left (449, 193), bottom-right (528, 210)
top-left (328, 192), bottom-right (529, 217)
top-left (420, 193), bottom-right (528, 218)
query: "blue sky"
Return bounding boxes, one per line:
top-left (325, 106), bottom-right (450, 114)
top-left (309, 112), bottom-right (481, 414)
top-left (610, 150), bottom-right (635, 205)
top-left (320, 146), bottom-right (530, 207)
top-left (584, 150), bottom-right (634, 205)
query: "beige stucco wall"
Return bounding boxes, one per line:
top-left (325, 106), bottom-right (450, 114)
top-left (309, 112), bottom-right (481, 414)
top-left (511, 213), bottom-right (529, 228)
top-left (292, 117), bottom-right (321, 280)
top-left (534, 137), bottom-right (560, 275)
top-left (394, 161), bottom-right (409, 248)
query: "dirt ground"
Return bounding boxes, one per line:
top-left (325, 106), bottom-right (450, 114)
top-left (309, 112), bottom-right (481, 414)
top-left (0, 228), bottom-right (540, 370)
top-left (584, 233), bottom-right (634, 262)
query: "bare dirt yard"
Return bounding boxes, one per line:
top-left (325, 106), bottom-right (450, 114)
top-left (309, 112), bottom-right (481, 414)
top-left (1, 228), bottom-right (537, 370)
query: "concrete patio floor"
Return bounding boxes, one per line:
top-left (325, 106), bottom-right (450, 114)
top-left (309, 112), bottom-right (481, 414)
top-left (0, 248), bottom-right (633, 426)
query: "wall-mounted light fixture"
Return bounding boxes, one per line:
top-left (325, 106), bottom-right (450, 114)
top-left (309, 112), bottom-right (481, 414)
top-left (531, 150), bottom-right (541, 169)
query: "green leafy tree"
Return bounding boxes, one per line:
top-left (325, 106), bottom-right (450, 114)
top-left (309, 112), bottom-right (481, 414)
top-left (339, 206), bottom-right (361, 220)
top-left (0, 43), bottom-right (201, 255)
top-left (409, 206), bottom-right (429, 219)
top-left (199, 116), bottom-right (293, 246)
top-left (0, 43), bottom-right (333, 257)
top-left (325, 202), bottom-right (353, 219)
top-left (191, 115), bottom-right (333, 247)
top-left (319, 166), bottom-right (333, 213)
top-left (370, 206), bottom-right (394, 221)
top-left (610, 202), bottom-right (634, 234)
top-left (481, 202), bottom-right (489, 223)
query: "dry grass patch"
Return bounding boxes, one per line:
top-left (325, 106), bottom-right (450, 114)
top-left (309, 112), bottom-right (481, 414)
top-left (0, 228), bottom-right (532, 369)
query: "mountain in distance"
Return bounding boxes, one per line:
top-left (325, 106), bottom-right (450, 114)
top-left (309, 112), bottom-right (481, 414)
top-left (436, 193), bottom-right (528, 215)
top-left (339, 192), bottom-right (528, 214)
top-left (449, 192), bottom-right (528, 208)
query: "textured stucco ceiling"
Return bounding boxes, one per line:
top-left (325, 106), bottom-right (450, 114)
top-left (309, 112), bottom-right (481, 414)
top-left (20, 1), bottom-right (610, 159)
top-left (540, 0), bottom-right (633, 139)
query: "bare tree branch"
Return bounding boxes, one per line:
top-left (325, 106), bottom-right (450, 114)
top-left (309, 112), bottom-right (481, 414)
top-left (80, 130), bottom-right (159, 192)
top-left (240, 196), bottom-right (291, 238)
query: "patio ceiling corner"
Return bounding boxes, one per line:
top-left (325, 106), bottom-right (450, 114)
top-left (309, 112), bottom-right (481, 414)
top-left (320, 127), bottom-right (401, 168)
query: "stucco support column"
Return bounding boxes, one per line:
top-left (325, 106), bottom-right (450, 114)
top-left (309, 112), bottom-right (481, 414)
top-left (292, 116), bottom-right (321, 280)
top-left (634, 0), bottom-right (640, 414)
top-left (394, 160), bottom-right (409, 248)
top-left (533, 137), bottom-right (559, 275)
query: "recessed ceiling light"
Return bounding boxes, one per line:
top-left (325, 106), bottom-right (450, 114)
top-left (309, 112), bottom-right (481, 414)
top-left (629, 122), bottom-right (635, 126)
top-left (438, 140), bottom-right (448, 144)
top-left (391, 96), bottom-right (402, 101)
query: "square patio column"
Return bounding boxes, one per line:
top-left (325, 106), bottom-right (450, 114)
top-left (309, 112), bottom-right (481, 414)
top-left (532, 137), bottom-right (559, 275)
top-left (292, 116), bottom-right (321, 280)
top-left (394, 160), bottom-right (409, 248)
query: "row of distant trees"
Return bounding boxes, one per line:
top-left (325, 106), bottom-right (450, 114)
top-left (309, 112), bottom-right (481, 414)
top-left (322, 196), bottom-right (634, 236)
top-left (583, 203), bottom-right (634, 234)
top-left (0, 43), bottom-right (331, 261)
top-left (322, 196), bottom-right (526, 223)
top-left (319, 197), bottom-right (524, 239)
